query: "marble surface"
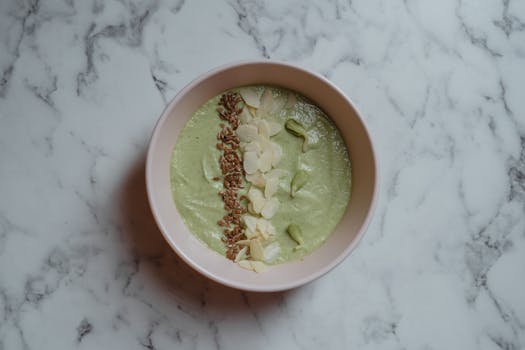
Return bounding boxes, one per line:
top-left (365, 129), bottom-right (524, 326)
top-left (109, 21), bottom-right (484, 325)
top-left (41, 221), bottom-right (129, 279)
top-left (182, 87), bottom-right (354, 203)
top-left (0, 0), bottom-right (524, 348)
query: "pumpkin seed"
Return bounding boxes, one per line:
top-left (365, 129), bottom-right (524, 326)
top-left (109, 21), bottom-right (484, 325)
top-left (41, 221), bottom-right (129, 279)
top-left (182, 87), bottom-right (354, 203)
top-left (291, 170), bottom-right (309, 197)
top-left (286, 224), bottom-right (304, 247)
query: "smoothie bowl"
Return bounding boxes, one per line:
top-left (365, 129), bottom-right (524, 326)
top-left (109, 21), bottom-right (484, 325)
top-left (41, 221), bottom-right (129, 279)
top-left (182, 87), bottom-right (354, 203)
top-left (146, 61), bottom-right (377, 292)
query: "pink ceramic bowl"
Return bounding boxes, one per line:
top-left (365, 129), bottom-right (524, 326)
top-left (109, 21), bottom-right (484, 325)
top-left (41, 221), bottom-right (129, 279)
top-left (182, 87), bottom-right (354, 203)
top-left (146, 61), bottom-right (377, 292)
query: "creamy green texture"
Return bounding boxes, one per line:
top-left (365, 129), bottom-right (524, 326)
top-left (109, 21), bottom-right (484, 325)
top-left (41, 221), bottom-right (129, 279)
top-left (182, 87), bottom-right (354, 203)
top-left (171, 86), bottom-right (351, 264)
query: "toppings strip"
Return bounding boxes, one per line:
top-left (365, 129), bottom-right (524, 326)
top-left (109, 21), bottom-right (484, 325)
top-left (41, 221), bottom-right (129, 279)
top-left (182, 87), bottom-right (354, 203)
top-left (215, 92), bottom-right (247, 260)
top-left (214, 87), bottom-right (298, 271)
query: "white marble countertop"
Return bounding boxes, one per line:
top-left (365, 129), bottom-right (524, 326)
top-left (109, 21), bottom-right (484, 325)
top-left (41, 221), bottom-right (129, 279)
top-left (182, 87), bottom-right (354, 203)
top-left (1, 0), bottom-right (524, 349)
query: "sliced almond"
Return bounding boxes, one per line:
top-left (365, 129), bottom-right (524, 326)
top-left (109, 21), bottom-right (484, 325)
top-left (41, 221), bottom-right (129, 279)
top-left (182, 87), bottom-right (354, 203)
top-left (257, 137), bottom-right (273, 159)
top-left (248, 202), bottom-right (256, 214)
top-left (258, 150), bottom-right (273, 173)
top-left (239, 107), bottom-right (253, 124)
top-left (237, 124), bottom-right (258, 142)
top-left (256, 218), bottom-right (268, 236)
top-left (261, 197), bottom-right (279, 219)
top-left (263, 242), bottom-right (281, 262)
top-left (251, 197), bottom-right (265, 214)
top-left (251, 260), bottom-right (267, 273)
top-left (267, 121), bottom-right (283, 136)
top-left (243, 151), bottom-right (258, 174)
top-left (259, 230), bottom-right (269, 240)
top-left (256, 119), bottom-right (270, 138)
top-left (248, 106), bottom-right (258, 117)
top-left (236, 239), bottom-right (251, 246)
top-left (259, 89), bottom-right (273, 112)
top-left (256, 108), bottom-right (270, 119)
top-left (264, 176), bottom-right (279, 198)
top-left (243, 215), bottom-right (258, 233)
top-left (239, 260), bottom-right (267, 273)
top-left (245, 229), bottom-right (258, 239)
top-left (239, 87), bottom-right (260, 108)
top-left (246, 171), bottom-right (266, 187)
top-left (250, 238), bottom-right (265, 261)
top-left (248, 186), bottom-right (264, 199)
top-left (244, 141), bottom-right (261, 154)
top-left (248, 187), bottom-right (265, 213)
top-left (270, 142), bottom-right (283, 167)
top-left (238, 260), bottom-right (253, 271)
top-left (235, 246), bottom-right (248, 262)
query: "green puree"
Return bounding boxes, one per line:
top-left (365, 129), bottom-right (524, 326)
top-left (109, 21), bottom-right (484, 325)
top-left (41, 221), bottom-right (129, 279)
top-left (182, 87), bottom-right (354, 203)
top-left (170, 86), bottom-right (351, 264)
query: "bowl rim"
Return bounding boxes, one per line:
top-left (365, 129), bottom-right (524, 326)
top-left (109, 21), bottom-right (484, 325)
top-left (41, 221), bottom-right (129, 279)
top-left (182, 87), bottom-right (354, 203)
top-left (146, 59), bottom-right (379, 292)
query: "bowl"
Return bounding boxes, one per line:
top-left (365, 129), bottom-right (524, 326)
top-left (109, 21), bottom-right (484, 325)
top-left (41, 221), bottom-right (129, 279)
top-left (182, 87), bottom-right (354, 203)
top-left (146, 60), bottom-right (378, 292)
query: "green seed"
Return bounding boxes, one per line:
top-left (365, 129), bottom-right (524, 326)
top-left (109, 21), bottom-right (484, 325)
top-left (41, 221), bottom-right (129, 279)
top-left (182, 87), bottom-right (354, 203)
top-left (285, 119), bottom-right (306, 137)
top-left (286, 224), bottom-right (304, 247)
top-left (285, 119), bottom-right (309, 152)
top-left (291, 170), bottom-right (309, 197)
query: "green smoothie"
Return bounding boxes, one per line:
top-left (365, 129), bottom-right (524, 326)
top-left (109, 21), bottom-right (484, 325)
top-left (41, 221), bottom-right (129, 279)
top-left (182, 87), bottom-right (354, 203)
top-left (170, 85), bottom-right (351, 265)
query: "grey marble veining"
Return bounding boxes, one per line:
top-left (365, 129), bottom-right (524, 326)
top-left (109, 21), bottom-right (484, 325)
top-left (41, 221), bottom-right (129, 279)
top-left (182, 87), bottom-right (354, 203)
top-left (0, 0), bottom-right (524, 349)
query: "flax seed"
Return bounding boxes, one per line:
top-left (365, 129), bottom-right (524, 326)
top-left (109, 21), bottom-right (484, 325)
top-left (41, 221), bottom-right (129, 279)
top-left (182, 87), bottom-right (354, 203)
top-left (212, 92), bottom-right (249, 260)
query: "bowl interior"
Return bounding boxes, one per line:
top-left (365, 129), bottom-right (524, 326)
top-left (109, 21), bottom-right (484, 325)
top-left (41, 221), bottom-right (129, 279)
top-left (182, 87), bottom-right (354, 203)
top-left (146, 61), bottom-right (377, 292)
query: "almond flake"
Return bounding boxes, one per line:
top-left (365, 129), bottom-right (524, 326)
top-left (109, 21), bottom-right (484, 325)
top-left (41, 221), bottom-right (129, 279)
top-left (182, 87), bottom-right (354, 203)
top-left (256, 119), bottom-right (270, 138)
top-left (237, 124), bottom-right (258, 142)
top-left (256, 108), bottom-right (270, 119)
top-left (257, 134), bottom-right (272, 148)
top-left (243, 151), bottom-right (258, 174)
top-left (264, 176), bottom-right (279, 198)
top-left (243, 215), bottom-right (258, 233)
top-left (236, 239), bottom-right (251, 246)
top-left (238, 260), bottom-right (253, 270)
top-left (250, 238), bottom-right (265, 261)
top-left (238, 260), bottom-right (267, 273)
top-left (251, 261), bottom-right (267, 273)
top-left (239, 107), bottom-right (253, 124)
top-left (239, 87), bottom-right (260, 108)
top-left (256, 218), bottom-right (268, 235)
top-left (261, 197), bottom-right (279, 219)
top-left (248, 106), bottom-right (258, 117)
top-left (248, 187), bottom-right (265, 213)
top-left (246, 171), bottom-right (266, 187)
top-left (259, 89), bottom-right (273, 112)
top-left (258, 150), bottom-right (273, 173)
top-left (259, 230), bottom-right (269, 240)
top-left (263, 242), bottom-right (281, 262)
top-left (244, 141), bottom-right (261, 154)
top-left (245, 228), bottom-right (258, 239)
top-left (267, 121), bottom-right (283, 136)
top-left (235, 246), bottom-right (248, 262)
